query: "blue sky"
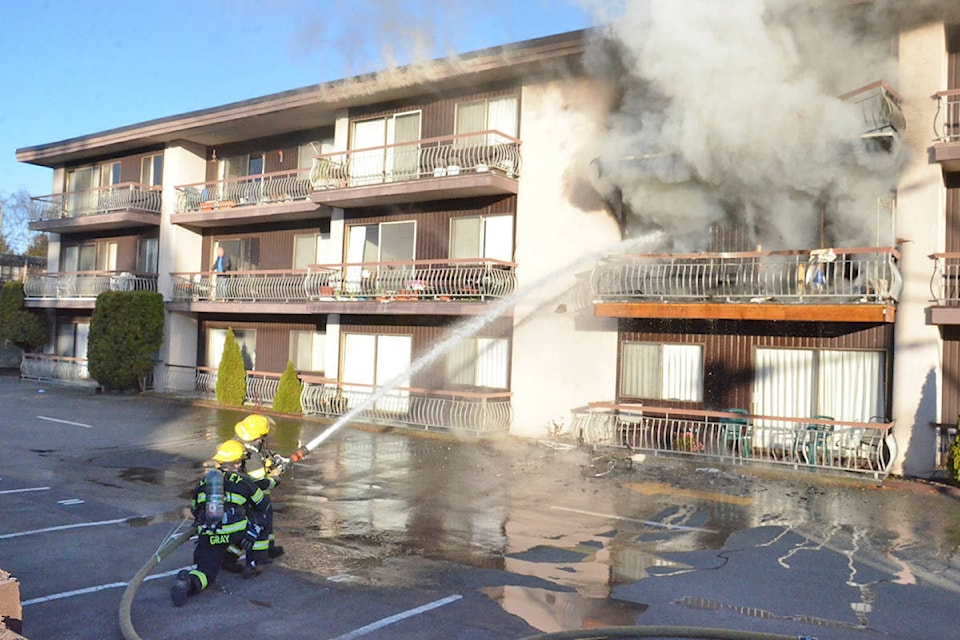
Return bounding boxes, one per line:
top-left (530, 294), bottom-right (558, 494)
top-left (0, 0), bottom-right (597, 199)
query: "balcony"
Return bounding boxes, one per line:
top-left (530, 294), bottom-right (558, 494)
top-left (166, 366), bottom-right (511, 436)
top-left (573, 403), bottom-right (896, 481)
top-left (933, 89), bottom-right (960, 171)
top-left (19, 354), bottom-right (95, 388)
top-left (840, 80), bottom-right (905, 151)
top-left (173, 167), bottom-right (328, 231)
top-left (926, 253), bottom-right (960, 324)
top-left (30, 183), bottom-right (161, 233)
top-left (307, 130), bottom-right (521, 208)
top-left (23, 271), bottom-right (158, 309)
top-left (167, 258), bottom-right (517, 315)
top-left (591, 247), bottom-right (901, 323)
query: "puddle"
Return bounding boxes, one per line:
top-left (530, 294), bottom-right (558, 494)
top-left (480, 585), bottom-right (648, 632)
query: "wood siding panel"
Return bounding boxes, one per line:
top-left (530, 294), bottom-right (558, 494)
top-left (942, 327), bottom-right (960, 424)
top-left (61, 232), bottom-right (153, 272)
top-left (617, 319), bottom-right (893, 413)
top-left (203, 224), bottom-right (328, 270)
top-left (948, 177), bottom-right (960, 252)
top-left (199, 318), bottom-right (324, 373)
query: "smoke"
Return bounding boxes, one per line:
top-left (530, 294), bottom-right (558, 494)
top-left (580, 0), bottom-right (956, 251)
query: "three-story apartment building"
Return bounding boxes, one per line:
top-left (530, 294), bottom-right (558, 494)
top-left (14, 15), bottom-right (960, 479)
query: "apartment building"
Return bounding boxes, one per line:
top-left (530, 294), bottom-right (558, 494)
top-left (13, 14), bottom-right (959, 479)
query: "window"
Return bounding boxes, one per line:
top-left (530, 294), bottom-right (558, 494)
top-left (455, 96), bottom-right (518, 141)
top-left (293, 232), bottom-right (330, 270)
top-left (753, 348), bottom-right (885, 422)
top-left (214, 237), bottom-right (260, 271)
top-left (140, 154), bottom-right (163, 186)
top-left (620, 342), bottom-right (703, 402)
top-left (65, 166), bottom-right (98, 213)
top-left (102, 162), bottom-right (121, 187)
top-left (62, 241), bottom-right (117, 272)
top-left (446, 337), bottom-right (510, 389)
top-left (342, 333), bottom-right (412, 412)
top-left (207, 328), bottom-right (256, 371)
top-left (56, 322), bottom-right (89, 359)
top-left (290, 330), bottom-right (325, 373)
top-left (137, 238), bottom-right (158, 273)
top-left (351, 111), bottom-right (422, 185)
top-left (450, 215), bottom-right (513, 262)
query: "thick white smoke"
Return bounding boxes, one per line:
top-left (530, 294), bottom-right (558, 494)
top-left (581, 0), bottom-right (957, 251)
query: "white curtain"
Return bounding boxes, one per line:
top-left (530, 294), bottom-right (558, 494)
top-left (483, 215), bottom-right (513, 262)
top-left (620, 342), bottom-right (660, 399)
top-left (446, 338), bottom-right (476, 385)
top-left (374, 335), bottom-right (412, 412)
top-left (818, 350), bottom-right (884, 421)
top-left (476, 338), bottom-right (509, 389)
top-left (754, 348), bottom-right (815, 419)
top-left (662, 344), bottom-right (703, 402)
top-left (487, 96), bottom-right (518, 138)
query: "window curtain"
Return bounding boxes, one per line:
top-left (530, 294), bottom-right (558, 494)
top-left (817, 350), bottom-right (884, 421)
top-left (620, 342), bottom-right (659, 398)
top-left (662, 344), bottom-right (702, 402)
top-left (476, 338), bottom-right (509, 389)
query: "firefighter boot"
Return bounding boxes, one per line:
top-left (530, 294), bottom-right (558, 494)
top-left (170, 570), bottom-right (190, 607)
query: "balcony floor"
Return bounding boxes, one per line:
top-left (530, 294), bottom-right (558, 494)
top-left (595, 301), bottom-right (896, 323)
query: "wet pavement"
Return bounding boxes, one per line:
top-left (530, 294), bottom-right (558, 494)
top-left (2, 376), bottom-right (960, 639)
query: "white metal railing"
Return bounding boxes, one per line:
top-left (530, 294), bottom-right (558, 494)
top-left (301, 377), bottom-right (512, 435)
top-left (174, 168), bottom-right (314, 213)
top-left (591, 247), bottom-right (902, 304)
top-left (310, 130), bottom-right (521, 190)
top-left (187, 367), bottom-right (511, 435)
top-left (170, 259), bottom-right (517, 303)
top-left (24, 271), bottom-right (158, 299)
top-left (574, 403), bottom-right (896, 480)
top-left (934, 89), bottom-right (960, 143)
top-left (19, 354), bottom-right (95, 386)
top-left (30, 183), bottom-right (162, 221)
top-left (930, 253), bottom-right (960, 304)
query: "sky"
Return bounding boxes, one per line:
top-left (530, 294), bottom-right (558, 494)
top-left (0, 0), bottom-right (597, 200)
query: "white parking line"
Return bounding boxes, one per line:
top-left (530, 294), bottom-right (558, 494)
top-left (326, 594), bottom-right (463, 640)
top-left (21, 567), bottom-right (188, 606)
top-left (37, 416), bottom-right (92, 429)
top-left (57, 499), bottom-right (85, 506)
top-left (0, 486), bottom-right (50, 495)
top-left (0, 518), bottom-right (128, 540)
top-left (550, 505), bottom-right (717, 533)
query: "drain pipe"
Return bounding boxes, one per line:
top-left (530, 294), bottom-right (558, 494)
top-left (517, 627), bottom-right (815, 640)
top-left (118, 528), bottom-right (193, 640)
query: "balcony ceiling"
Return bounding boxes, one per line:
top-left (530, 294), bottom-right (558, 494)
top-left (933, 141), bottom-right (960, 173)
top-left (166, 299), bottom-right (514, 317)
top-left (594, 302), bottom-right (896, 323)
top-left (172, 199), bottom-right (331, 232)
top-left (16, 31), bottom-right (588, 168)
top-left (29, 211), bottom-right (160, 234)
top-left (309, 172), bottom-right (519, 208)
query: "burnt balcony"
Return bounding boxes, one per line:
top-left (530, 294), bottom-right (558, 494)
top-left (23, 271), bottom-right (158, 309)
top-left (173, 167), bottom-right (328, 231)
top-left (933, 89), bottom-right (960, 171)
top-left (591, 247), bottom-right (901, 323)
top-left (573, 403), bottom-right (896, 481)
top-left (168, 258), bottom-right (517, 315)
top-left (840, 80), bottom-right (905, 151)
top-left (926, 253), bottom-right (960, 324)
top-left (30, 183), bottom-right (161, 233)
top-left (308, 130), bottom-right (521, 208)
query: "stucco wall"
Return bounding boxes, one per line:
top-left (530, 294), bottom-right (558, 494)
top-left (510, 74), bottom-right (622, 438)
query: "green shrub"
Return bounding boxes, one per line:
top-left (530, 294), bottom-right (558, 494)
top-left (272, 361), bottom-right (303, 414)
top-left (0, 281), bottom-right (47, 351)
top-left (216, 328), bottom-right (247, 407)
top-left (88, 291), bottom-right (164, 391)
top-left (951, 422), bottom-right (960, 483)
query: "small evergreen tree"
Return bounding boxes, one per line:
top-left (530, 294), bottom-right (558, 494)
top-left (272, 361), bottom-right (303, 414)
top-left (216, 328), bottom-right (247, 407)
top-left (0, 280), bottom-right (47, 352)
top-left (87, 291), bottom-right (164, 391)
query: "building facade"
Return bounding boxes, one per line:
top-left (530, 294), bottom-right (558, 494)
top-left (14, 17), bottom-right (960, 479)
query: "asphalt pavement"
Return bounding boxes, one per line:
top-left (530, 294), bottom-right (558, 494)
top-left (2, 375), bottom-right (960, 640)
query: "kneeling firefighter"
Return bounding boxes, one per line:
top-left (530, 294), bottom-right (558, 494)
top-left (233, 413), bottom-right (286, 560)
top-left (170, 439), bottom-right (270, 607)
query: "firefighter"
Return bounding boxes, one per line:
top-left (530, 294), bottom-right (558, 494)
top-left (233, 413), bottom-right (286, 560)
top-left (170, 439), bottom-right (270, 607)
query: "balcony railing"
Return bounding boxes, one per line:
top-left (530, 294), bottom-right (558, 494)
top-left (187, 367), bottom-right (511, 435)
top-left (30, 183), bottom-right (162, 221)
top-left (934, 89), bottom-right (960, 143)
top-left (300, 377), bottom-right (512, 435)
top-left (929, 253), bottom-right (960, 304)
top-left (174, 168), bottom-right (314, 213)
top-left (310, 130), bottom-right (521, 190)
top-left (24, 271), bottom-right (158, 299)
top-left (591, 247), bottom-right (902, 304)
top-left (574, 403), bottom-right (896, 480)
top-left (170, 259), bottom-right (517, 303)
top-left (19, 354), bottom-right (95, 387)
